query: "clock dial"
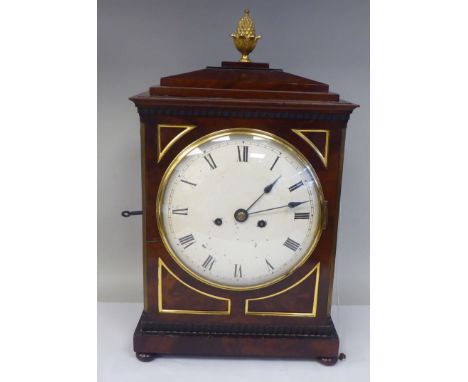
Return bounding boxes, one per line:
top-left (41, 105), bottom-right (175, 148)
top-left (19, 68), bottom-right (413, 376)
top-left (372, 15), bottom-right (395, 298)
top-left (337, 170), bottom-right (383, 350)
top-left (158, 129), bottom-right (324, 290)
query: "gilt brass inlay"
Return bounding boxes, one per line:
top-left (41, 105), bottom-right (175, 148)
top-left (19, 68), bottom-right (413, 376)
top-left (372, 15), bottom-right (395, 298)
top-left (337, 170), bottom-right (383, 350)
top-left (292, 129), bottom-right (330, 168)
top-left (157, 124), bottom-right (197, 163)
top-left (245, 262), bottom-right (320, 317)
top-left (158, 258), bottom-right (231, 315)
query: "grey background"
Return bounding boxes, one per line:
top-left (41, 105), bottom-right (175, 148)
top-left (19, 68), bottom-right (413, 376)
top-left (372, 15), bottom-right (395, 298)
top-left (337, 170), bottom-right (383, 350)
top-left (98, 0), bottom-right (369, 304)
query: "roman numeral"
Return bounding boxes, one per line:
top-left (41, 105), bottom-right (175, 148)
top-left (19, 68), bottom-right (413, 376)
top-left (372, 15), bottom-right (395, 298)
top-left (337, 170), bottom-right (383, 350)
top-left (202, 255), bottom-right (215, 270)
top-left (269, 156), bottom-right (279, 171)
top-left (283, 237), bottom-right (300, 251)
top-left (294, 212), bottom-right (310, 220)
top-left (289, 180), bottom-right (304, 192)
top-left (172, 208), bottom-right (188, 215)
top-left (237, 146), bottom-right (249, 162)
top-left (180, 179), bottom-right (197, 187)
top-left (265, 259), bottom-right (275, 271)
top-left (234, 264), bottom-right (242, 278)
top-left (178, 234), bottom-right (195, 249)
top-left (204, 154), bottom-right (217, 170)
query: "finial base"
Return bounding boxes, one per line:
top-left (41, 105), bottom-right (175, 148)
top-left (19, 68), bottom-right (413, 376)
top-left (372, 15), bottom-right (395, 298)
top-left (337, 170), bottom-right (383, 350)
top-left (240, 54), bottom-right (250, 63)
top-left (220, 61), bottom-right (270, 69)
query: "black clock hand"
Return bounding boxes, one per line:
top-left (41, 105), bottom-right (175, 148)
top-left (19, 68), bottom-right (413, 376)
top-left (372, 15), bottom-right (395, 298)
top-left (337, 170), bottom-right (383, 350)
top-left (245, 175), bottom-right (282, 212)
top-left (249, 200), bottom-right (310, 215)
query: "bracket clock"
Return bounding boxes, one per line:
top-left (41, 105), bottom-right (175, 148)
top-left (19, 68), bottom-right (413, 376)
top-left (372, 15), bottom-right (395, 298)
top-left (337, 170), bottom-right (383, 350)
top-left (125, 10), bottom-right (358, 365)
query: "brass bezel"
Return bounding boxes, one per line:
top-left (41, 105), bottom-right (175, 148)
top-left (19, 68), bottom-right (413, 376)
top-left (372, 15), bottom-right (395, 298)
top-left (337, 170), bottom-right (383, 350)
top-left (156, 128), bottom-right (325, 291)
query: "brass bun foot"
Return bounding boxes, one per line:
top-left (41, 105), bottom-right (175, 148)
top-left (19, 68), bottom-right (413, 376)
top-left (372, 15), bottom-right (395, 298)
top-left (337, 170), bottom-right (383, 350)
top-left (136, 352), bottom-right (158, 362)
top-left (318, 353), bottom-right (346, 366)
top-left (318, 356), bottom-right (338, 366)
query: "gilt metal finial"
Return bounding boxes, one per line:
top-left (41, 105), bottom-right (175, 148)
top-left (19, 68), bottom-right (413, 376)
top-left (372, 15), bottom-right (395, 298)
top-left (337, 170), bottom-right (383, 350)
top-left (231, 9), bottom-right (261, 63)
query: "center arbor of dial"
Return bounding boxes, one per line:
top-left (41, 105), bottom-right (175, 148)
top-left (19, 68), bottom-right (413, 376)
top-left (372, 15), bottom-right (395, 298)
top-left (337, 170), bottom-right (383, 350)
top-left (234, 208), bottom-right (249, 222)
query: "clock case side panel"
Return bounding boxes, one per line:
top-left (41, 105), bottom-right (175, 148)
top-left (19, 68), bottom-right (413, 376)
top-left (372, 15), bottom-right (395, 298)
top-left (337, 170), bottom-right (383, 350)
top-left (137, 110), bottom-right (349, 325)
top-left (326, 127), bottom-right (347, 315)
top-left (140, 122), bottom-right (148, 310)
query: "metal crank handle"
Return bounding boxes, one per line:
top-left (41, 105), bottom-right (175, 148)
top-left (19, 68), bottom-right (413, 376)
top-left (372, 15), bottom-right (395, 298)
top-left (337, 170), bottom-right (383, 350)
top-left (121, 210), bottom-right (143, 218)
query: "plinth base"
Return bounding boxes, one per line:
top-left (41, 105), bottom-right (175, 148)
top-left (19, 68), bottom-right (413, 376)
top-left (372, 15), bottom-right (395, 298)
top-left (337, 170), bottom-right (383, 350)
top-left (133, 311), bottom-right (341, 364)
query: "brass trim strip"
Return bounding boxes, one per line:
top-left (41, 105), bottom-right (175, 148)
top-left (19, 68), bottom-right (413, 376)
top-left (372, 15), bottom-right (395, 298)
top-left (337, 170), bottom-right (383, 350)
top-left (157, 124), bottom-right (197, 163)
top-left (322, 200), bottom-right (328, 230)
top-left (245, 262), bottom-right (320, 317)
top-left (158, 258), bottom-right (231, 315)
top-left (292, 129), bottom-right (330, 168)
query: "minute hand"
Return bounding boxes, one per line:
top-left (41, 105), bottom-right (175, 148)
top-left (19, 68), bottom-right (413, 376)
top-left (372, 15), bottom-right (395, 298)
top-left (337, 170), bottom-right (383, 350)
top-left (245, 175), bottom-right (282, 212)
top-left (249, 201), bottom-right (310, 215)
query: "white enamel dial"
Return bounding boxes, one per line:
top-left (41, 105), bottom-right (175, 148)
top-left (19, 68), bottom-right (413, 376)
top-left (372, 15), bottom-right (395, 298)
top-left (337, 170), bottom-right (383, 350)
top-left (158, 129), bottom-right (323, 290)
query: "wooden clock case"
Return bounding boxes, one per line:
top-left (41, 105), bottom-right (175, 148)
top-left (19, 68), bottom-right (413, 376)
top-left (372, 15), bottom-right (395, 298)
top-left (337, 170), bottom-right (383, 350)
top-left (129, 61), bottom-right (358, 364)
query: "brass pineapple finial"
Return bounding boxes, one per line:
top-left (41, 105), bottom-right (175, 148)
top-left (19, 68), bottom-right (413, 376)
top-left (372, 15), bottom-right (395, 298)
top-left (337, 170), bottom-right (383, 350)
top-left (231, 9), bottom-right (261, 63)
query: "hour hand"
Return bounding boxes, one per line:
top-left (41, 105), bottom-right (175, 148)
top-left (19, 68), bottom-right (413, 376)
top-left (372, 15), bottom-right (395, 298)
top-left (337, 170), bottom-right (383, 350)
top-left (263, 175), bottom-right (281, 193)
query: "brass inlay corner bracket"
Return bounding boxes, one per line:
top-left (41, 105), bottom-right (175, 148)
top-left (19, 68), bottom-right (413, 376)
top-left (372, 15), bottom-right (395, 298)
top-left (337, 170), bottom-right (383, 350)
top-left (157, 124), bottom-right (197, 163)
top-left (245, 262), bottom-right (321, 317)
top-left (231, 9), bottom-right (261, 63)
top-left (158, 258), bottom-right (231, 315)
top-left (292, 129), bottom-right (330, 168)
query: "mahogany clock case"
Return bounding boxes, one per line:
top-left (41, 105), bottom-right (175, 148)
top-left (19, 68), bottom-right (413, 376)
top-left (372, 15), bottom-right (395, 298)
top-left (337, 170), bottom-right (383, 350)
top-left (130, 61), bottom-right (358, 362)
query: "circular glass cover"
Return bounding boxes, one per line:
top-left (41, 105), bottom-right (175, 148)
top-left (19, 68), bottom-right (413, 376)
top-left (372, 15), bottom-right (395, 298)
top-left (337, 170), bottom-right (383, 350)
top-left (158, 129), bottom-right (323, 290)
